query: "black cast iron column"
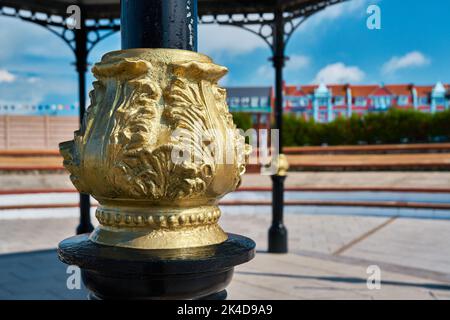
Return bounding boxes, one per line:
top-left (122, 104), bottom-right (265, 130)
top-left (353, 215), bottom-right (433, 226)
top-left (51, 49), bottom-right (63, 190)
top-left (121, 0), bottom-right (197, 50)
top-left (74, 13), bottom-right (94, 235)
top-left (268, 8), bottom-right (288, 253)
top-left (58, 0), bottom-right (255, 301)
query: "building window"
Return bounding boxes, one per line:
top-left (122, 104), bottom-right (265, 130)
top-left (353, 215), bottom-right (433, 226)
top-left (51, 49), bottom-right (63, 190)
top-left (334, 96), bottom-right (345, 105)
top-left (373, 96), bottom-right (391, 109)
top-left (288, 97), bottom-right (307, 108)
top-left (250, 96), bottom-right (259, 107)
top-left (317, 97), bottom-right (328, 106)
top-left (241, 97), bottom-right (250, 107)
top-left (419, 97), bottom-right (429, 105)
top-left (287, 97), bottom-right (298, 108)
top-left (355, 97), bottom-right (367, 106)
top-left (230, 97), bottom-right (240, 108)
top-left (397, 95), bottom-right (409, 106)
top-left (299, 97), bottom-right (308, 107)
top-left (434, 97), bottom-right (445, 106)
top-left (260, 97), bottom-right (269, 107)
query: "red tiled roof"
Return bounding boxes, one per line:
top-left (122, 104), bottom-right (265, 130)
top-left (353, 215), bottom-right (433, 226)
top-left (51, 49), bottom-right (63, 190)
top-left (284, 85), bottom-right (305, 96)
top-left (349, 85), bottom-right (379, 96)
top-left (284, 85), bottom-right (319, 96)
top-left (328, 84), bottom-right (348, 96)
top-left (415, 86), bottom-right (433, 96)
top-left (385, 84), bottom-right (412, 95)
top-left (370, 86), bottom-right (393, 96)
top-left (299, 85), bottom-right (318, 95)
top-left (283, 83), bottom-right (449, 98)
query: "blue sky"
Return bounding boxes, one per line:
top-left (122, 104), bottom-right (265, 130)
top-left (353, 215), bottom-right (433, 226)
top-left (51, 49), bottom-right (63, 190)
top-left (0, 0), bottom-right (449, 106)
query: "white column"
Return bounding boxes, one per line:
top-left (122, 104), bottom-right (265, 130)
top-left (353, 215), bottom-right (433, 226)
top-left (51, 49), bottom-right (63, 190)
top-left (327, 96), bottom-right (333, 122)
top-left (412, 88), bottom-right (418, 110)
top-left (313, 98), bottom-right (319, 122)
top-left (347, 87), bottom-right (352, 118)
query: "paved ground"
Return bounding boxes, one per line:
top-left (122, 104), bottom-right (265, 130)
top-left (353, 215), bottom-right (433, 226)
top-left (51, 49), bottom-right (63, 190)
top-left (2, 190), bottom-right (450, 220)
top-left (2, 171), bottom-right (450, 190)
top-left (229, 252), bottom-right (450, 300)
top-left (1, 168), bottom-right (450, 299)
top-left (1, 209), bottom-right (450, 299)
top-left (241, 172), bottom-right (450, 189)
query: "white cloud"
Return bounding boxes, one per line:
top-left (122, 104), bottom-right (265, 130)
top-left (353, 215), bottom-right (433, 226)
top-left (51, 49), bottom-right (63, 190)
top-left (287, 54), bottom-right (310, 70)
top-left (313, 62), bottom-right (365, 84)
top-left (0, 17), bottom-right (72, 61)
top-left (382, 51), bottom-right (430, 74)
top-left (27, 77), bottom-right (41, 84)
top-left (0, 17), bottom-right (79, 105)
top-left (0, 75), bottom-right (75, 106)
top-left (199, 24), bottom-right (267, 56)
top-left (247, 54), bottom-right (310, 85)
top-left (218, 74), bottom-right (229, 86)
top-left (0, 69), bottom-right (15, 83)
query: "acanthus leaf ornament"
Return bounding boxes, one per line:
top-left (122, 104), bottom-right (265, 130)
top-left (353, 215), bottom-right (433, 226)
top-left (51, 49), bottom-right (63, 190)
top-left (60, 48), bottom-right (250, 249)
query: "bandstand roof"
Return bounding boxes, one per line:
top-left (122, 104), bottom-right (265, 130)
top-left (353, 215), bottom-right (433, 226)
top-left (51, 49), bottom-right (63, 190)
top-left (0, 0), bottom-right (345, 21)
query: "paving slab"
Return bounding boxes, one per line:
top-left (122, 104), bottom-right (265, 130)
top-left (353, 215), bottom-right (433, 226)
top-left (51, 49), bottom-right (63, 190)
top-left (229, 252), bottom-right (450, 300)
top-left (2, 171), bottom-right (450, 190)
top-left (0, 211), bottom-right (450, 299)
top-left (342, 217), bottom-right (450, 274)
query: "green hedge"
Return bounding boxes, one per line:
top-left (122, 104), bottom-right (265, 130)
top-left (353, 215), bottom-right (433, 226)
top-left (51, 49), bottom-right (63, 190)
top-left (280, 109), bottom-right (450, 146)
top-left (232, 112), bottom-right (253, 132)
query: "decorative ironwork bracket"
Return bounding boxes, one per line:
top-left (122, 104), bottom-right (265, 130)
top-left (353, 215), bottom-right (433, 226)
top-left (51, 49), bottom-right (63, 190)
top-left (199, 13), bottom-right (310, 55)
top-left (197, 0), bottom-right (347, 55)
top-left (0, 5), bottom-right (120, 57)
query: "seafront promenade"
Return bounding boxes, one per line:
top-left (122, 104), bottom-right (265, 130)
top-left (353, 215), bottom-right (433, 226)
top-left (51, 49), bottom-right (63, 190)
top-left (1, 142), bottom-right (450, 299)
top-left (0, 171), bottom-right (450, 299)
top-left (1, 210), bottom-right (450, 299)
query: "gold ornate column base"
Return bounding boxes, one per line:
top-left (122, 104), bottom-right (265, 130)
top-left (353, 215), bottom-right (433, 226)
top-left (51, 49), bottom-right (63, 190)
top-left (60, 48), bottom-right (250, 249)
top-left (91, 205), bottom-right (227, 249)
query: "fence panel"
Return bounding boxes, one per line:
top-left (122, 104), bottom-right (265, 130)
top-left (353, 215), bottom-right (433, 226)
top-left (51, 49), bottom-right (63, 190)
top-left (0, 115), bottom-right (79, 150)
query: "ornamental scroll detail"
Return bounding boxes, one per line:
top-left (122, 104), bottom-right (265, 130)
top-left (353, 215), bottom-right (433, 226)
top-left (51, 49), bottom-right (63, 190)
top-left (60, 49), bottom-right (249, 205)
